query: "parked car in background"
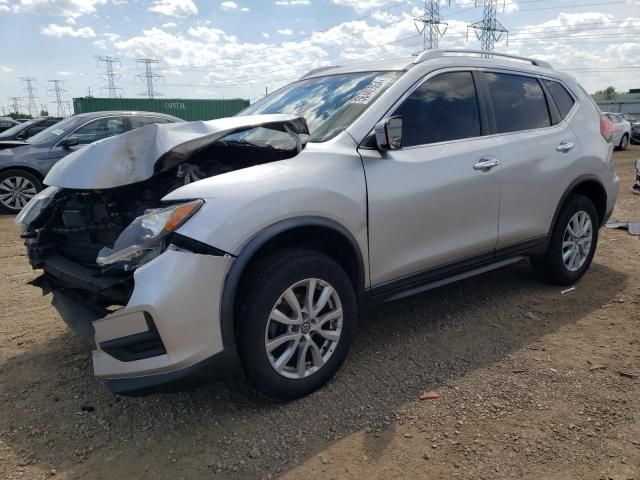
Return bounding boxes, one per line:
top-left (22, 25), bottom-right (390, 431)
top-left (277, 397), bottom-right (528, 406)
top-left (16, 50), bottom-right (619, 399)
top-left (0, 111), bottom-right (183, 213)
top-left (603, 112), bottom-right (631, 150)
top-left (0, 117), bottom-right (19, 133)
top-left (0, 116), bottom-right (63, 145)
top-left (620, 113), bottom-right (640, 144)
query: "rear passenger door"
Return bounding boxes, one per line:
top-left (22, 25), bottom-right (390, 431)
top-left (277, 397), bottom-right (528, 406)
top-left (481, 71), bottom-right (582, 249)
top-left (361, 70), bottom-right (502, 286)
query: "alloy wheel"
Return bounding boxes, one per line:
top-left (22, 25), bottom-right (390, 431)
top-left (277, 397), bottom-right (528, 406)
top-left (265, 278), bottom-right (343, 379)
top-left (0, 175), bottom-right (37, 211)
top-left (562, 210), bottom-right (593, 272)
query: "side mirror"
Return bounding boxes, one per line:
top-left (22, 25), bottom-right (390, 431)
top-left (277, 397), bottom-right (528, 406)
top-left (16, 132), bottom-right (27, 140)
top-left (374, 116), bottom-right (402, 151)
top-left (60, 136), bottom-right (79, 149)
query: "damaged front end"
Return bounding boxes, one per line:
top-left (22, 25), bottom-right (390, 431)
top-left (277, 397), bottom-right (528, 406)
top-left (18, 114), bottom-right (309, 375)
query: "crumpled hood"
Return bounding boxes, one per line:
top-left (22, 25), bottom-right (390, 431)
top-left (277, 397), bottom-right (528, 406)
top-left (44, 114), bottom-right (309, 189)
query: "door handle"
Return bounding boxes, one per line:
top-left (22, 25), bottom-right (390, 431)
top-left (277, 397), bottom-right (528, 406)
top-left (556, 141), bottom-right (574, 153)
top-left (473, 157), bottom-right (500, 170)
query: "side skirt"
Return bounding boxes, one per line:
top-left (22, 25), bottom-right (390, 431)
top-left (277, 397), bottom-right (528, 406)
top-left (361, 235), bottom-right (547, 307)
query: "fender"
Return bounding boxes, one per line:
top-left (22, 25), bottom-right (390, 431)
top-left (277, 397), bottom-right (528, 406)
top-left (218, 216), bottom-right (366, 349)
top-left (546, 174), bottom-right (607, 247)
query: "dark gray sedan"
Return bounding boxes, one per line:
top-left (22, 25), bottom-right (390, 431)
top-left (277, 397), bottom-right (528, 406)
top-left (0, 111), bottom-right (183, 213)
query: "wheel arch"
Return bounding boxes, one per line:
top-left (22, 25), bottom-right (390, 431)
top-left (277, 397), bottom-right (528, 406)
top-left (549, 175), bottom-right (608, 237)
top-left (0, 165), bottom-right (45, 182)
top-left (219, 216), bottom-right (366, 349)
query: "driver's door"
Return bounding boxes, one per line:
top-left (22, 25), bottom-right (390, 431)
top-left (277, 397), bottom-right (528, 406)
top-left (359, 70), bottom-right (501, 287)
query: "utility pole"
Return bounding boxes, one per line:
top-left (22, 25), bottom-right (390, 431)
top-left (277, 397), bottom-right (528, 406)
top-left (414, 1), bottom-right (450, 51)
top-left (95, 55), bottom-right (122, 98)
top-left (136, 58), bottom-right (163, 99)
top-left (467, 0), bottom-right (508, 56)
top-left (48, 80), bottom-right (67, 117)
top-left (20, 77), bottom-right (38, 117)
top-left (8, 96), bottom-right (23, 115)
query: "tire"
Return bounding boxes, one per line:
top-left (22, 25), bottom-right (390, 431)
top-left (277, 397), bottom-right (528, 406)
top-left (530, 194), bottom-right (599, 285)
top-left (619, 133), bottom-right (629, 151)
top-left (0, 169), bottom-right (43, 214)
top-left (237, 248), bottom-right (357, 400)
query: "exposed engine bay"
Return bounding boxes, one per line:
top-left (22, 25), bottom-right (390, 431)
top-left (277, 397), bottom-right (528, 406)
top-left (22, 127), bottom-right (303, 309)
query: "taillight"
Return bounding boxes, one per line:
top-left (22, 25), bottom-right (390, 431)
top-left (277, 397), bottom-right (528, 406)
top-left (600, 114), bottom-right (615, 141)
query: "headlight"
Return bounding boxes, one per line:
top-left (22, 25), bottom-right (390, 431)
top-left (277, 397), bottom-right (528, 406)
top-left (15, 186), bottom-right (61, 229)
top-left (96, 199), bottom-right (203, 269)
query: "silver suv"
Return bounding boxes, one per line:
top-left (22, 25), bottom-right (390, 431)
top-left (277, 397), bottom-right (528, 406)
top-left (17, 50), bottom-right (619, 399)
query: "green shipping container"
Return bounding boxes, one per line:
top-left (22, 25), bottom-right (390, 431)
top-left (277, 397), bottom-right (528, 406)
top-left (72, 97), bottom-right (250, 121)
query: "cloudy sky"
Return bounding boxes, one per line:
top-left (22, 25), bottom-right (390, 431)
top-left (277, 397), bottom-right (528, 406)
top-left (0, 0), bottom-right (639, 114)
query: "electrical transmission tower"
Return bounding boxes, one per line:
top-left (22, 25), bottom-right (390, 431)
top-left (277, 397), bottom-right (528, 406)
top-left (414, 1), bottom-right (450, 51)
top-left (95, 55), bottom-right (123, 98)
top-left (8, 97), bottom-right (24, 115)
top-left (467, 0), bottom-right (508, 55)
top-left (48, 80), bottom-right (67, 117)
top-left (20, 77), bottom-right (38, 117)
top-left (136, 59), bottom-right (163, 99)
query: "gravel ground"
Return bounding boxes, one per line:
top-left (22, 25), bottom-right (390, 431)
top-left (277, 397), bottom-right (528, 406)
top-left (0, 147), bottom-right (638, 480)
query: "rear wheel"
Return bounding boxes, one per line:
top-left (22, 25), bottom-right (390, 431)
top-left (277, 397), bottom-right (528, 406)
top-left (0, 169), bottom-right (42, 214)
top-left (530, 194), bottom-right (599, 285)
top-left (237, 249), bottom-right (357, 400)
top-left (619, 133), bottom-right (629, 151)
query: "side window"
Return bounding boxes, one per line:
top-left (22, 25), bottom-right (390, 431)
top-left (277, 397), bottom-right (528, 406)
top-left (606, 114), bottom-right (619, 123)
top-left (129, 116), bottom-right (172, 130)
top-left (543, 80), bottom-right (575, 119)
top-left (72, 117), bottom-right (126, 145)
top-left (392, 71), bottom-right (481, 147)
top-left (483, 72), bottom-right (551, 133)
top-left (26, 120), bottom-right (56, 137)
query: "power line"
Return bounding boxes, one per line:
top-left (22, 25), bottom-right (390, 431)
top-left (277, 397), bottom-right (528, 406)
top-left (8, 97), bottom-right (24, 115)
top-left (20, 78), bottom-right (38, 117)
top-left (136, 58), bottom-right (163, 99)
top-left (414, 1), bottom-right (449, 51)
top-left (48, 80), bottom-right (67, 117)
top-left (468, 0), bottom-right (509, 55)
top-left (95, 55), bottom-right (123, 98)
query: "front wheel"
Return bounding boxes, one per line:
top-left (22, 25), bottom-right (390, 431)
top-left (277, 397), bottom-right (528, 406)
top-left (530, 194), bottom-right (599, 285)
top-left (237, 249), bottom-right (357, 400)
top-left (0, 169), bottom-right (42, 214)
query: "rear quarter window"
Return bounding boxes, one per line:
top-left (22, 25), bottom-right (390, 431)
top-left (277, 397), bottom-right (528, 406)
top-left (544, 80), bottom-right (575, 119)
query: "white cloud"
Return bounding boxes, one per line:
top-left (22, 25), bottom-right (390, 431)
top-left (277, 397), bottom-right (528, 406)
top-left (262, 32), bottom-right (270, 38)
top-left (41, 23), bottom-right (96, 38)
top-left (330, 0), bottom-right (388, 14)
top-left (12, 0), bottom-right (108, 18)
top-left (275, 0), bottom-right (311, 5)
top-left (0, 0), bottom-right (10, 12)
top-left (57, 71), bottom-right (74, 76)
top-left (371, 9), bottom-right (398, 24)
top-left (220, 1), bottom-right (237, 10)
top-left (277, 28), bottom-right (293, 35)
top-left (241, 6), bottom-right (249, 11)
top-left (162, 21), bottom-right (178, 28)
top-left (0, 65), bottom-right (13, 73)
top-left (149, 0), bottom-right (197, 17)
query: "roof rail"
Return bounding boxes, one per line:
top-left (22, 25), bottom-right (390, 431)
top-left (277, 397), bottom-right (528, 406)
top-left (412, 49), bottom-right (552, 69)
top-left (299, 65), bottom-right (340, 79)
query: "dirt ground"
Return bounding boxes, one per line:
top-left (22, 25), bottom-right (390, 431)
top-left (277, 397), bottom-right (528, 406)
top-left (0, 147), bottom-right (638, 480)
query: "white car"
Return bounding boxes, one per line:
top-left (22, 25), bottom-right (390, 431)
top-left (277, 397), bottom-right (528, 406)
top-left (603, 112), bottom-right (631, 150)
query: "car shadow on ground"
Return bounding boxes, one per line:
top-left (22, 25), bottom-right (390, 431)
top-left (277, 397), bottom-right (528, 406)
top-left (0, 260), bottom-right (628, 479)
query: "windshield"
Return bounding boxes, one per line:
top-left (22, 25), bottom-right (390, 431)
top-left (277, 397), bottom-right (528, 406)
top-left (0, 120), bottom-right (31, 139)
top-left (239, 71), bottom-right (402, 142)
top-left (28, 116), bottom-right (80, 144)
top-left (622, 114), bottom-right (638, 122)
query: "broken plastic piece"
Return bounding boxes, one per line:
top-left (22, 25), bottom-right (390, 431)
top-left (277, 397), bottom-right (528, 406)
top-left (560, 287), bottom-right (576, 295)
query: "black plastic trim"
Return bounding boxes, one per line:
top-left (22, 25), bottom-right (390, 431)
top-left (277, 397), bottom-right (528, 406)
top-left (365, 235), bottom-right (548, 305)
top-left (219, 216), bottom-right (366, 349)
top-left (170, 233), bottom-right (231, 257)
top-left (105, 348), bottom-right (240, 396)
top-left (99, 312), bottom-right (167, 362)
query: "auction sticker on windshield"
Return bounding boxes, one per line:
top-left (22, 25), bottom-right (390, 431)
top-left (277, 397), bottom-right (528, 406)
top-left (51, 129), bottom-right (64, 136)
top-left (350, 77), bottom-right (391, 104)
